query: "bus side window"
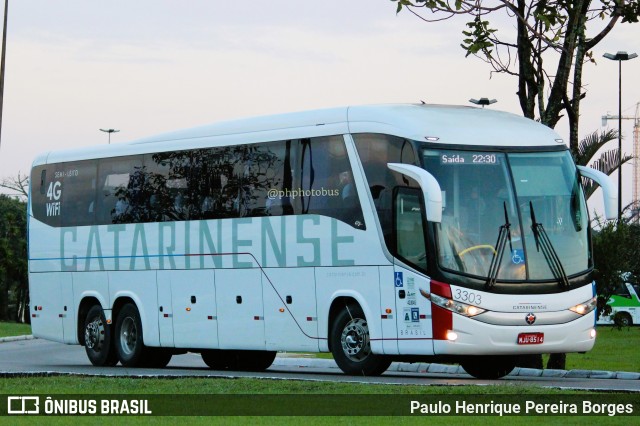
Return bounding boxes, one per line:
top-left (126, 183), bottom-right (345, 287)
top-left (393, 187), bottom-right (428, 272)
top-left (97, 156), bottom-right (142, 225)
top-left (353, 134), bottom-right (418, 244)
top-left (60, 160), bottom-right (97, 227)
top-left (302, 136), bottom-right (365, 229)
top-left (40, 169), bottom-right (47, 195)
top-left (30, 165), bottom-right (60, 226)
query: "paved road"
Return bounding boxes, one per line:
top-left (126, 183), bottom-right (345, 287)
top-left (1, 338), bottom-right (639, 392)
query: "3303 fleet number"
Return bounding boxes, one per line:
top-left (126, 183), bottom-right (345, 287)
top-left (453, 289), bottom-right (482, 305)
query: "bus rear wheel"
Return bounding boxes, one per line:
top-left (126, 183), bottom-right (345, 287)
top-left (330, 304), bottom-right (391, 376)
top-left (460, 356), bottom-right (516, 379)
top-left (141, 348), bottom-right (173, 368)
top-left (201, 350), bottom-right (228, 370)
top-left (84, 305), bottom-right (118, 366)
top-left (115, 303), bottom-right (146, 367)
top-left (238, 350), bottom-right (276, 371)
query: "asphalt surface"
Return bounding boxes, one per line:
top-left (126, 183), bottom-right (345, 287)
top-left (2, 334), bottom-right (639, 381)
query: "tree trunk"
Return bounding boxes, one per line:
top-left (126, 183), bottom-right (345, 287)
top-left (542, 0), bottom-right (586, 129)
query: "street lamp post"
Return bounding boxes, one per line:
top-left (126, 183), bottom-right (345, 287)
top-left (99, 128), bottom-right (120, 144)
top-left (603, 51), bottom-right (637, 221)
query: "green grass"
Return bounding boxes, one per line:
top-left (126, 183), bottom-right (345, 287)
top-left (0, 321), bottom-right (31, 338)
top-left (0, 375), bottom-right (596, 395)
top-left (0, 377), bottom-right (634, 425)
top-left (1, 415), bottom-right (631, 426)
top-left (543, 326), bottom-right (639, 372)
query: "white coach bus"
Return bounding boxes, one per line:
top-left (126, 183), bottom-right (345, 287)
top-left (28, 104), bottom-right (616, 379)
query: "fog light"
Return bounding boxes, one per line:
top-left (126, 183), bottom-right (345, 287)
top-left (446, 330), bottom-right (458, 341)
top-left (590, 328), bottom-right (596, 339)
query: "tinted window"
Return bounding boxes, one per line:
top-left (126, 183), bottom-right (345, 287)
top-left (32, 136), bottom-right (365, 229)
top-left (60, 161), bottom-right (97, 227)
top-left (394, 188), bottom-right (428, 271)
top-left (353, 134), bottom-right (417, 246)
top-left (96, 156), bottom-right (144, 224)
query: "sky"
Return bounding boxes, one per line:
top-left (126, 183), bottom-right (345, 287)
top-left (0, 0), bottom-right (639, 215)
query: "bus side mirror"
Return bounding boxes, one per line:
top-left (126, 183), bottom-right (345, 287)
top-left (387, 163), bottom-right (442, 223)
top-left (576, 165), bottom-right (617, 220)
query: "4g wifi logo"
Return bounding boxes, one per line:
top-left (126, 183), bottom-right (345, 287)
top-left (45, 181), bottom-right (62, 217)
top-left (7, 396), bottom-right (40, 414)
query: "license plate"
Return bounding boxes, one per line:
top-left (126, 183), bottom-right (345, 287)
top-left (517, 332), bottom-right (544, 345)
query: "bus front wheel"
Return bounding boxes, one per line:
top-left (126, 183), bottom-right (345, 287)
top-left (330, 304), bottom-right (391, 376)
top-left (84, 305), bottom-right (118, 367)
top-left (114, 303), bottom-right (146, 367)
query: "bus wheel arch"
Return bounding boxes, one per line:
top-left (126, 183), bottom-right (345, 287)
top-left (78, 296), bottom-right (101, 346)
top-left (328, 298), bottom-right (391, 376)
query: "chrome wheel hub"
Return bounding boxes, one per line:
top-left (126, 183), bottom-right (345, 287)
top-left (340, 318), bottom-right (371, 362)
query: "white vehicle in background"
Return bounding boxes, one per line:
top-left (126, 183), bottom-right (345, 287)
top-left (597, 282), bottom-right (640, 326)
top-left (28, 103), bottom-right (617, 379)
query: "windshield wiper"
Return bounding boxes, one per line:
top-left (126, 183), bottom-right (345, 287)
top-left (529, 201), bottom-right (569, 288)
top-left (486, 202), bottom-right (513, 289)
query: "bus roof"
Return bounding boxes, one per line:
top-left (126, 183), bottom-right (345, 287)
top-left (34, 104), bottom-right (565, 166)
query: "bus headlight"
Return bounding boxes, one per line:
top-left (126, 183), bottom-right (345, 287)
top-left (569, 297), bottom-right (597, 315)
top-left (429, 293), bottom-right (486, 317)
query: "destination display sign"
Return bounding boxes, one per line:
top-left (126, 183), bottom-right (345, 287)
top-left (440, 153), bottom-right (500, 165)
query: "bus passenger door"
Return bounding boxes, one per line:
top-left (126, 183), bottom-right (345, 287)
top-left (393, 187), bottom-right (434, 355)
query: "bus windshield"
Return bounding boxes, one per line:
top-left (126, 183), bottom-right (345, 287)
top-left (422, 148), bottom-right (590, 282)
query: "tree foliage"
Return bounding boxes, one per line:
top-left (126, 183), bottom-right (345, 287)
top-left (0, 194), bottom-right (28, 322)
top-left (572, 128), bottom-right (633, 199)
top-left (591, 215), bottom-right (640, 321)
top-left (392, 0), bottom-right (640, 150)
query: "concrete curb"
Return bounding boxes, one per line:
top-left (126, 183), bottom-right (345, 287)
top-left (3, 336), bottom-right (638, 380)
top-left (0, 334), bottom-right (34, 343)
top-left (272, 356), bottom-right (640, 380)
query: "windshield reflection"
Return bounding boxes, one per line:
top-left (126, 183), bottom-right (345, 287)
top-left (422, 149), bottom-right (590, 282)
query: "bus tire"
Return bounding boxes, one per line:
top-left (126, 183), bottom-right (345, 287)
top-left (461, 356), bottom-right (516, 379)
top-left (237, 350), bottom-right (277, 372)
top-left (615, 312), bottom-right (633, 327)
top-left (115, 303), bottom-right (146, 367)
top-left (141, 348), bottom-right (173, 368)
top-left (83, 305), bottom-right (118, 367)
top-left (201, 350), bottom-right (229, 370)
top-left (330, 304), bottom-right (391, 376)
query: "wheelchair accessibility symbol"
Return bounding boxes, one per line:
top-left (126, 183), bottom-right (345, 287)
top-left (512, 249), bottom-right (525, 265)
top-left (395, 272), bottom-right (404, 288)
